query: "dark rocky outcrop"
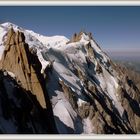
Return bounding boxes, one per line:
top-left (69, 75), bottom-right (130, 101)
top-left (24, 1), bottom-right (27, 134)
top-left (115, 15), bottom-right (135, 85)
top-left (59, 79), bottom-right (78, 110)
top-left (96, 62), bottom-right (103, 74)
top-left (0, 70), bottom-right (57, 133)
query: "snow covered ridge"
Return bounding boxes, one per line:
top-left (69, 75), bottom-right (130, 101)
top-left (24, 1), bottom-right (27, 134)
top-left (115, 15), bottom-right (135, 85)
top-left (1, 22), bottom-right (69, 49)
top-left (0, 22), bottom-right (69, 72)
top-left (0, 22), bottom-right (140, 134)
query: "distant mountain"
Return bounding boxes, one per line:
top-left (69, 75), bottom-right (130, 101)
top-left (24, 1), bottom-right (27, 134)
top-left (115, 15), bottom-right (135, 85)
top-left (114, 59), bottom-right (140, 73)
top-left (107, 49), bottom-right (140, 62)
top-left (0, 22), bottom-right (140, 134)
top-left (114, 60), bottom-right (140, 93)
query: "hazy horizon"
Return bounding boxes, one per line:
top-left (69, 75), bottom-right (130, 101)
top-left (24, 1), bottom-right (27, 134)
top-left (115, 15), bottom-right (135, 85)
top-left (106, 50), bottom-right (140, 61)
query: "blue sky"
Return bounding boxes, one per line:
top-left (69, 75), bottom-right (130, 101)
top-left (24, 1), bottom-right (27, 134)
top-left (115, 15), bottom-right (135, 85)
top-left (0, 6), bottom-right (140, 53)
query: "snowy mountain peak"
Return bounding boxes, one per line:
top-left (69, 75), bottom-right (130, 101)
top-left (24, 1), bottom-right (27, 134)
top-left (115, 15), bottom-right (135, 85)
top-left (0, 23), bottom-right (140, 134)
top-left (1, 22), bottom-right (24, 31)
top-left (8, 23), bottom-right (68, 49)
top-left (1, 22), bottom-right (16, 27)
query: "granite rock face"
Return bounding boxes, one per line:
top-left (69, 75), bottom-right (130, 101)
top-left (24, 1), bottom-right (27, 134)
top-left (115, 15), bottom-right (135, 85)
top-left (0, 28), bottom-right (58, 133)
top-left (0, 28), bottom-right (46, 108)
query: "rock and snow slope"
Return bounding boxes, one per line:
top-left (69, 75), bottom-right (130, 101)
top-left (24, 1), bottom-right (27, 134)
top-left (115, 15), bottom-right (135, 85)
top-left (0, 22), bottom-right (140, 134)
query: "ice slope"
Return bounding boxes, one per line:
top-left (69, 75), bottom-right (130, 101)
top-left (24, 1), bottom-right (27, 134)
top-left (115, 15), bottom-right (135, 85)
top-left (43, 33), bottom-right (124, 133)
top-left (27, 29), bottom-right (69, 48)
top-left (0, 22), bottom-right (125, 134)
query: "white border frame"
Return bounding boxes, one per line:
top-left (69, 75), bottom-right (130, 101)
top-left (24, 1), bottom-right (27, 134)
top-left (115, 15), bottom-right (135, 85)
top-left (0, 1), bottom-right (140, 139)
top-left (0, 1), bottom-right (139, 6)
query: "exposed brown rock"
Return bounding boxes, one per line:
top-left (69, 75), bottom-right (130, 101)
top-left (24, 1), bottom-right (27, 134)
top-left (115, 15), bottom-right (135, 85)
top-left (87, 81), bottom-right (96, 94)
top-left (91, 112), bottom-right (105, 133)
top-left (75, 67), bottom-right (85, 81)
top-left (67, 32), bottom-right (83, 44)
top-left (117, 73), bottom-right (140, 133)
top-left (78, 103), bottom-right (91, 119)
top-left (85, 42), bottom-right (95, 59)
top-left (0, 28), bottom-right (46, 108)
top-left (96, 62), bottom-right (103, 74)
top-left (59, 79), bottom-right (78, 109)
top-left (89, 106), bottom-right (95, 120)
top-left (72, 33), bottom-right (78, 42)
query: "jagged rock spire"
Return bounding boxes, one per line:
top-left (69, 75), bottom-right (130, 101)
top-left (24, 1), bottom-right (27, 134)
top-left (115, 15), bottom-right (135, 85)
top-left (0, 28), bottom-right (47, 108)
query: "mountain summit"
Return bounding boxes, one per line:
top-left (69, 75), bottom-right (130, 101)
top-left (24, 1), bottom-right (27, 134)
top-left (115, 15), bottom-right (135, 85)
top-left (0, 22), bottom-right (140, 134)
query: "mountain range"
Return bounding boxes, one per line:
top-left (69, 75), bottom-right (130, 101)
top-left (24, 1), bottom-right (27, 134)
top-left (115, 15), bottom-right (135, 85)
top-left (0, 22), bottom-right (140, 134)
